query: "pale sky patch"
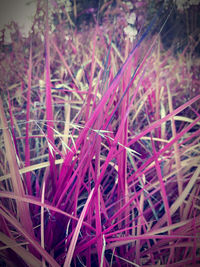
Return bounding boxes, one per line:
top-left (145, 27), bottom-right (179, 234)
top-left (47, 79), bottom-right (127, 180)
top-left (0, 0), bottom-right (37, 43)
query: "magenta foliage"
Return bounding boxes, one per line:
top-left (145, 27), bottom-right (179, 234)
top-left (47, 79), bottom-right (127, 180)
top-left (0, 1), bottom-right (200, 266)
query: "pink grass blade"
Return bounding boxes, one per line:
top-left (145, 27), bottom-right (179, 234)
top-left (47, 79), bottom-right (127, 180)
top-left (94, 114), bottom-right (105, 266)
top-left (105, 234), bottom-right (198, 249)
top-left (135, 176), bottom-right (145, 265)
top-left (41, 180), bottom-right (46, 266)
top-left (63, 188), bottom-right (94, 267)
top-left (0, 191), bottom-right (95, 232)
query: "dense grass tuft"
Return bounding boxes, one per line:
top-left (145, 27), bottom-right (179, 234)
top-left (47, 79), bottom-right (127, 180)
top-left (0, 1), bottom-right (200, 266)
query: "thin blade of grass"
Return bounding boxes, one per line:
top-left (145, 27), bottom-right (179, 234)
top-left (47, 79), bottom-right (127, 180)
top-left (0, 158), bottom-right (64, 182)
top-left (167, 84), bottom-right (183, 216)
top-left (7, 91), bottom-right (19, 158)
top-left (41, 180), bottom-right (45, 266)
top-left (0, 191), bottom-right (95, 231)
top-left (25, 44), bottom-right (32, 194)
top-left (94, 115), bottom-right (104, 266)
top-left (63, 188), bottom-right (94, 267)
top-left (0, 98), bottom-right (34, 236)
top-left (150, 134), bottom-right (172, 228)
top-left (44, 1), bottom-right (56, 183)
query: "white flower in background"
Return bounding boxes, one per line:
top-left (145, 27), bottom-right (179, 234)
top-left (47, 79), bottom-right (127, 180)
top-left (51, 0), bottom-right (72, 12)
top-left (65, 0), bottom-right (72, 12)
top-left (65, 35), bottom-right (70, 41)
top-left (124, 25), bottom-right (138, 42)
top-left (174, 0), bottom-right (200, 10)
top-left (39, 79), bottom-right (45, 89)
top-left (125, 2), bottom-right (133, 10)
top-left (126, 12), bottom-right (136, 25)
top-left (124, 12), bottom-right (137, 42)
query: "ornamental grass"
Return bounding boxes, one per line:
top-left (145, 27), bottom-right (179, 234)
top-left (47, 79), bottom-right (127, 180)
top-left (0, 1), bottom-right (200, 266)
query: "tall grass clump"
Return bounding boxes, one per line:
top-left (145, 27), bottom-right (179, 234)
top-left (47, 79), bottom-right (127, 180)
top-left (0, 0), bottom-right (200, 266)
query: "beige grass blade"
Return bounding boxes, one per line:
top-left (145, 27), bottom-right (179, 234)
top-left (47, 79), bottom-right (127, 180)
top-left (0, 206), bottom-right (60, 267)
top-left (0, 232), bottom-right (41, 267)
top-left (0, 97), bottom-right (34, 235)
